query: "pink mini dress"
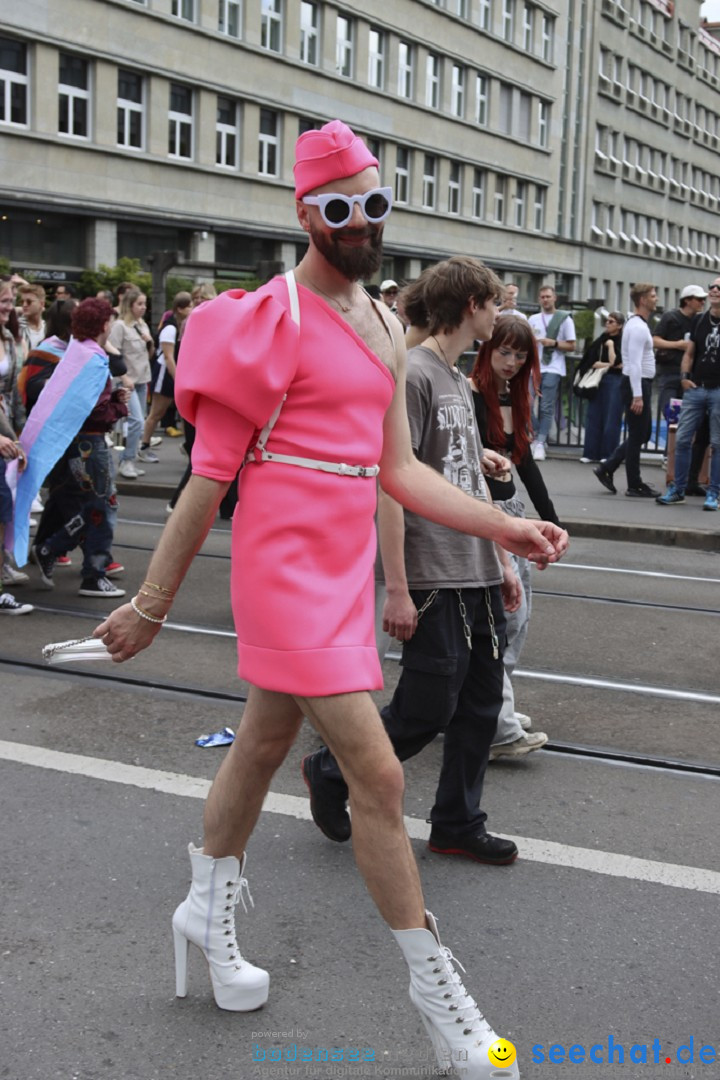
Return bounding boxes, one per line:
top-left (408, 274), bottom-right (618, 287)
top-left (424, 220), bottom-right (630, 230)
top-left (175, 274), bottom-right (396, 697)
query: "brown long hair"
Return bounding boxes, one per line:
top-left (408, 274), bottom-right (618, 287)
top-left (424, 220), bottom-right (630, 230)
top-left (471, 317), bottom-right (540, 464)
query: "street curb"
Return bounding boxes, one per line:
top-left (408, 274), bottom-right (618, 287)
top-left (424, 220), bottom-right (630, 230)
top-left (116, 482), bottom-right (720, 552)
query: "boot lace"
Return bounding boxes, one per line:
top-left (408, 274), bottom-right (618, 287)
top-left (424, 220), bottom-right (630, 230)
top-left (222, 870), bottom-right (254, 969)
top-left (428, 945), bottom-right (494, 1039)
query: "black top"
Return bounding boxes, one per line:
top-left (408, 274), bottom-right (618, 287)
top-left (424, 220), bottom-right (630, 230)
top-left (688, 311), bottom-right (720, 388)
top-left (577, 332), bottom-right (623, 379)
top-left (654, 307), bottom-right (694, 369)
top-left (472, 387), bottom-right (560, 526)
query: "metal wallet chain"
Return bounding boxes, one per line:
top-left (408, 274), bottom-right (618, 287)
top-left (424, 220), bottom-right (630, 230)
top-left (415, 587), bottom-right (500, 658)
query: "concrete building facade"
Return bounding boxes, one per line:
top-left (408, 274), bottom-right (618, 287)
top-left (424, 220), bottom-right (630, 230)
top-left (1, 0), bottom-right (719, 309)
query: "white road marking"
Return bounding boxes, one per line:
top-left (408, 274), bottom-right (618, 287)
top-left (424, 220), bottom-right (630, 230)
top-left (556, 562), bottom-right (720, 585)
top-left (1, 739), bottom-right (719, 896)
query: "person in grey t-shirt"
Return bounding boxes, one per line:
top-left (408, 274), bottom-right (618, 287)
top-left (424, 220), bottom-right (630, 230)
top-left (303, 258), bottom-right (568, 865)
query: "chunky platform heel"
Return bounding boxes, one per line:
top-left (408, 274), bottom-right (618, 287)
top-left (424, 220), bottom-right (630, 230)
top-left (171, 843), bottom-right (270, 1012)
top-left (392, 911), bottom-right (520, 1079)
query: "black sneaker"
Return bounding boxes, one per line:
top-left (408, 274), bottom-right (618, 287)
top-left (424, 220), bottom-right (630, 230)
top-left (31, 544), bottom-right (56, 589)
top-left (625, 483), bottom-right (659, 498)
top-left (0, 592), bottom-right (34, 615)
top-left (428, 828), bottom-right (518, 865)
top-left (593, 465), bottom-right (617, 494)
top-left (301, 754), bottom-right (351, 843)
top-left (78, 576), bottom-right (126, 598)
top-left (685, 483), bottom-right (707, 497)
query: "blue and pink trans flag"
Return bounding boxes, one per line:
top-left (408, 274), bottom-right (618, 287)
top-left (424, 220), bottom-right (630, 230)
top-left (3, 339), bottom-right (109, 567)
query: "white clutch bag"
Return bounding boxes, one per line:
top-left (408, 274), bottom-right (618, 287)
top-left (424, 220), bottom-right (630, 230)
top-left (43, 636), bottom-right (113, 665)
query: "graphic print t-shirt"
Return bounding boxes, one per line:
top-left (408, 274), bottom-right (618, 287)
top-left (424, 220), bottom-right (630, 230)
top-left (690, 311), bottom-right (720, 388)
top-left (402, 346), bottom-right (502, 589)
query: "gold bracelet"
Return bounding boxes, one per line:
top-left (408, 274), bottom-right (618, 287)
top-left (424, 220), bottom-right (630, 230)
top-left (138, 588), bottom-right (172, 604)
top-left (142, 579), bottom-right (176, 597)
top-left (131, 597), bottom-right (167, 625)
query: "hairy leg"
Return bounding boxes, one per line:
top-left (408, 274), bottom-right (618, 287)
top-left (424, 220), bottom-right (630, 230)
top-left (296, 691), bottom-right (425, 930)
top-left (203, 685), bottom-right (303, 858)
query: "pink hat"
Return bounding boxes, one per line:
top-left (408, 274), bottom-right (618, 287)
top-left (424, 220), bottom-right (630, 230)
top-left (294, 120), bottom-right (379, 199)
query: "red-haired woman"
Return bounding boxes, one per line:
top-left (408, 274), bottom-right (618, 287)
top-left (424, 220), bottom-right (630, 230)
top-left (470, 316), bottom-right (560, 759)
top-left (31, 299), bottom-right (130, 598)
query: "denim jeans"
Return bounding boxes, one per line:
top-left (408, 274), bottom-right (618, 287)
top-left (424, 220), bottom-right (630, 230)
top-left (492, 495), bottom-right (531, 746)
top-left (674, 386), bottom-right (720, 496)
top-left (605, 376), bottom-right (653, 488)
top-left (120, 383), bottom-right (147, 463)
top-left (535, 371), bottom-right (562, 444)
top-left (583, 373), bottom-right (625, 462)
top-left (314, 585), bottom-right (507, 837)
top-left (42, 435), bottom-right (115, 580)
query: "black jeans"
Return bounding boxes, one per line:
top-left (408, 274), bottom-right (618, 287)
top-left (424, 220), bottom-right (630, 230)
top-left (314, 585), bottom-right (506, 838)
top-left (605, 376), bottom-right (653, 489)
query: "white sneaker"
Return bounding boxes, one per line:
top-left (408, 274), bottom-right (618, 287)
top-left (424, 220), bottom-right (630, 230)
top-left (118, 460), bottom-right (145, 479)
top-left (149, 436), bottom-right (163, 448)
top-left (489, 731), bottom-right (548, 760)
top-left (579, 457), bottom-right (597, 464)
top-left (1, 563), bottom-right (29, 586)
top-left (31, 495), bottom-right (44, 513)
top-left (531, 441), bottom-right (546, 461)
top-left (513, 711), bottom-right (532, 731)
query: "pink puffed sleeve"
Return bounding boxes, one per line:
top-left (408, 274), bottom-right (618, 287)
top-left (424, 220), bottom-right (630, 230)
top-left (175, 288), bottom-right (299, 482)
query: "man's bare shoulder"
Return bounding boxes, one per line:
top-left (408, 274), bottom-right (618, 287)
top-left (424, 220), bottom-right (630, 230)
top-left (344, 294), bottom-right (399, 381)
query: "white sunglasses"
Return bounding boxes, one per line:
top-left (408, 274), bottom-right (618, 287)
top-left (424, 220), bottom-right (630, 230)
top-left (301, 187), bottom-right (393, 229)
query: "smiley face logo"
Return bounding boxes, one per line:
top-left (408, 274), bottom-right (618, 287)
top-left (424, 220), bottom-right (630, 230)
top-left (488, 1039), bottom-right (517, 1069)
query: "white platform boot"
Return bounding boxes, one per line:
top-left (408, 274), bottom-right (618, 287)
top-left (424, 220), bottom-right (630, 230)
top-left (172, 843), bottom-right (270, 1011)
top-left (392, 911), bottom-right (520, 1079)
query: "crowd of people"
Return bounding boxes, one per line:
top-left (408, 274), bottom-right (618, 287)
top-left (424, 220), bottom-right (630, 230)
top-left (0, 272), bottom-right (218, 615)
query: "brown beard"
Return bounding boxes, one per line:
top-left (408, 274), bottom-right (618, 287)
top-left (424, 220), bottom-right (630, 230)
top-left (309, 220), bottom-right (384, 281)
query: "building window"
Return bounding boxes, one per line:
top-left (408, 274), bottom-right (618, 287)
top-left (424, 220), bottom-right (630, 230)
top-left (426, 54), bottom-right (440, 109)
top-left (261, 0), bottom-right (282, 52)
top-left (336, 15), bottom-right (353, 76)
top-left (117, 69), bottom-right (143, 150)
top-left (499, 83), bottom-right (512, 134)
top-left (300, 2), bottom-right (318, 65)
top-left (494, 176), bottom-right (506, 222)
top-left (450, 0), bottom-right (468, 14)
top-left (172, 0), bottom-right (195, 19)
top-left (368, 28), bottom-right (384, 89)
top-left (518, 92), bottom-right (531, 139)
top-left (451, 65), bottom-right (465, 117)
top-left (472, 168), bottom-right (485, 218)
top-left (395, 146), bottom-right (410, 204)
top-left (58, 54), bottom-right (89, 139)
top-left (514, 180), bottom-right (526, 227)
top-left (448, 162), bottom-right (461, 214)
top-left (0, 37), bottom-right (28, 127)
top-left (258, 107), bottom-right (279, 176)
top-left (367, 136), bottom-right (382, 167)
top-left (475, 74), bottom-right (488, 125)
top-left (218, 0), bottom-right (241, 36)
top-left (422, 154), bottom-right (437, 209)
top-left (216, 96), bottom-right (239, 168)
top-left (522, 3), bottom-right (534, 50)
top-left (168, 82), bottom-right (193, 158)
top-left (503, 0), bottom-right (515, 42)
top-left (538, 100), bottom-right (549, 147)
top-left (541, 14), bottom-right (553, 62)
top-left (533, 186), bottom-right (545, 230)
top-left (479, 0), bottom-right (492, 31)
top-left (398, 41), bottom-right (413, 98)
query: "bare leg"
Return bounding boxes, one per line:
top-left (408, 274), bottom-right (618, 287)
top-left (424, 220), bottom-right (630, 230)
top-left (296, 691), bottom-right (425, 931)
top-left (142, 393), bottom-right (172, 446)
top-left (203, 685), bottom-right (303, 858)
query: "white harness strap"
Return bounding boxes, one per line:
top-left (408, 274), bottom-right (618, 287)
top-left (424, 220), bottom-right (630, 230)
top-left (244, 270), bottom-right (380, 479)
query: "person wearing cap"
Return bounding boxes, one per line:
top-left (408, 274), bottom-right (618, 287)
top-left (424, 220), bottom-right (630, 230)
top-left (380, 278), bottom-right (399, 311)
top-left (657, 274), bottom-right (720, 512)
top-left (94, 119), bottom-right (567, 1079)
top-left (653, 285), bottom-right (709, 495)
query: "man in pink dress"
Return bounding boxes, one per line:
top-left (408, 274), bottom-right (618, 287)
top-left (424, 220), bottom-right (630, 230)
top-left (96, 121), bottom-right (567, 1080)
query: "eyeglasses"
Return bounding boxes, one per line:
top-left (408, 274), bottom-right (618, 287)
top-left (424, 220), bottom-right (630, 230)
top-left (302, 187), bottom-right (393, 229)
top-left (708, 284), bottom-right (720, 292)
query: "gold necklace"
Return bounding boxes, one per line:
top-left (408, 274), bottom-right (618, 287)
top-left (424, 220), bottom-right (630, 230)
top-left (431, 335), bottom-right (451, 366)
top-left (306, 276), bottom-right (356, 313)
